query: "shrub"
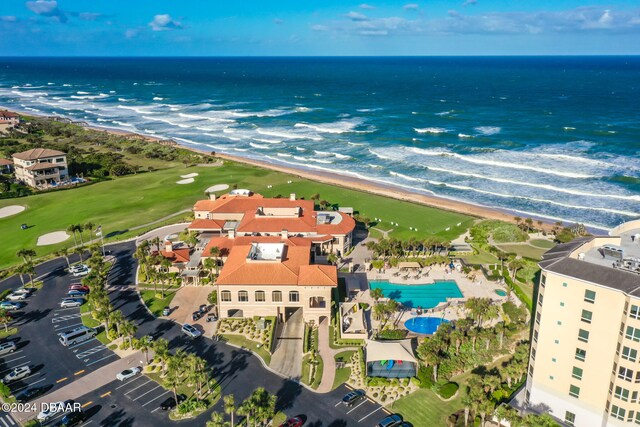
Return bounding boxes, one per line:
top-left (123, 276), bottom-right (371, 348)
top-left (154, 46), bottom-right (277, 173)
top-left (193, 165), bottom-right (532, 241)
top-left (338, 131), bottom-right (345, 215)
top-left (0, 289), bottom-right (12, 301)
top-left (377, 329), bottom-right (408, 340)
top-left (417, 366), bottom-right (435, 389)
top-left (435, 382), bottom-right (459, 399)
top-left (0, 382), bottom-right (11, 398)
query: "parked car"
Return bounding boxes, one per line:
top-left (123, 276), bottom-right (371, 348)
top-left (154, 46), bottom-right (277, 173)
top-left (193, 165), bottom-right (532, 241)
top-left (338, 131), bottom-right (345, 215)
top-left (37, 401), bottom-right (69, 423)
top-left (0, 341), bottom-right (17, 356)
top-left (0, 301), bottom-right (25, 311)
top-left (55, 410), bottom-right (85, 427)
top-left (15, 386), bottom-right (48, 403)
top-left (2, 366), bottom-right (31, 383)
top-left (69, 264), bottom-right (88, 273)
top-left (278, 417), bottom-right (304, 427)
top-left (162, 306), bottom-right (171, 316)
top-left (398, 423), bottom-right (412, 427)
top-left (67, 289), bottom-right (89, 297)
top-left (191, 311), bottom-right (202, 321)
top-left (6, 293), bottom-right (27, 301)
top-left (116, 367), bottom-right (141, 381)
top-left (376, 414), bottom-right (403, 427)
top-left (60, 298), bottom-right (84, 308)
top-left (181, 323), bottom-right (202, 338)
top-left (205, 314), bottom-right (217, 323)
top-left (19, 287), bottom-right (37, 294)
top-left (158, 394), bottom-right (186, 410)
top-left (72, 267), bottom-right (91, 277)
top-left (342, 389), bottom-right (366, 406)
top-left (69, 284), bottom-right (89, 292)
top-left (198, 304), bottom-right (210, 314)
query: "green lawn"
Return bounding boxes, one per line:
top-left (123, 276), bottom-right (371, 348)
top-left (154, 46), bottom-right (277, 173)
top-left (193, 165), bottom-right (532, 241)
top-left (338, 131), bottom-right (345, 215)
top-left (220, 334), bottom-right (271, 365)
top-left (0, 327), bottom-right (17, 340)
top-left (496, 244), bottom-right (547, 260)
top-left (333, 350), bottom-right (355, 390)
top-left (530, 239), bottom-right (556, 249)
top-left (461, 247), bottom-right (499, 265)
top-left (301, 354), bottom-right (324, 389)
top-left (80, 314), bottom-right (110, 344)
top-left (140, 290), bottom-right (177, 317)
top-left (1, 159), bottom-right (472, 270)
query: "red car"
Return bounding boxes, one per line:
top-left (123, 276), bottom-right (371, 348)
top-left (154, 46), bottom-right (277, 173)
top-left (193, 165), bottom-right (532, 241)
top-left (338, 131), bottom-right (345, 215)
top-left (279, 417), bottom-right (303, 427)
top-left (69, 284), bottom-right (90, 292)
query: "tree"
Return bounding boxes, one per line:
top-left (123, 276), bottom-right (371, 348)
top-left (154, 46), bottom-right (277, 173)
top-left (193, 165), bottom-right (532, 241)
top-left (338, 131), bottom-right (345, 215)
top-left (208, 247), bottom-right (221, 276)
top-left (84, 222), bottom-right (95, 244)
top-left (16, 248), bottom-right (36, 265)
top-left (55, 248), bottom-right (71, 268)
top-left (223, 394), bottom-right (236, 427)
top-left (370, 288), bottom-right (384, 302)
top-left (121, 320), bottom-right (137, 347)
top-left (524, 218), bottom-right (534, 233)
top-left (23, 262), bottom-right (35, 285)
top-left (203, 258), bottom-right (217, 281)
top-left (310, 193), bottom-right (320, 201)
top-left (73, 246), bottom-right (85, 263)
top-left (76, 224), bottom-right (85, 246)
top-left (327, 253), bottom-right (338, 265)
top-left (164, 369), bottom-right (181, 407)
top-left (110, 310), bottom-right (125, 337)
top-left (417, 336), bottom-right (446, 383)
top-left (136, 336), bottom-right (153, 364)
top-left (464, 297), bottom-right (492, 326)
top-left (153, 338), bottom-right (170, 375)
top-left (67, 224), bottom-right (79, 247)
top-left (206, 412), bottom-right (230, 427)
top-left (0, 309), bottom-right (11, 332)
top-left (508, 257), bottom-right (526, 281)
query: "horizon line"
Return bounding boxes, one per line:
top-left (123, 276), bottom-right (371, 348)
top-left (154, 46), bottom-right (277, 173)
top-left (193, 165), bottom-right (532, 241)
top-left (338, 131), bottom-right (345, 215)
top-left (1, 54), bottom-right (640, 58)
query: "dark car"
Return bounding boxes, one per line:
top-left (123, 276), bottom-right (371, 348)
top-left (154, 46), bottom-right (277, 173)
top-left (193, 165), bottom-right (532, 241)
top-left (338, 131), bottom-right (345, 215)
top-left (376, 414), bottom-right (403, 427)
top-left (198, 304), bottom-right (210, 314)
top-left (159, 394), bottom-right (186, 410)
top-left (192, 311), bottom-right (202, 321)
top-left (67, 290), bottom-right (88, 298)
top-left (279, 417), bottom-right (304, 427)
top-left (342, 389), bottom-right (366, 406)
top-left (55, 410), bottom-right (85, 427)
top-left (162, 306), bottom-right (171, 316)
top-left (206, 313), bottom-right (217, 323)
top-left (15, 386), bottom-right (47, 403)
top-left (398, 423), bottom-right (412, 427)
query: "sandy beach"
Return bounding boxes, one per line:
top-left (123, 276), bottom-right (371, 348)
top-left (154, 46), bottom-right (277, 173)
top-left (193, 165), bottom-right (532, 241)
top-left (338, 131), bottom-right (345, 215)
top-left (7, 109), bottom-right (552, 230)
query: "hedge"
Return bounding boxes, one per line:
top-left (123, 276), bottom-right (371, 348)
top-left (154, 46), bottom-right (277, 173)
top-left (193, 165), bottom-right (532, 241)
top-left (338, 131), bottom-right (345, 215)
top-left (503, 273), bottom-right (532, 310)
top-left (0, 289), bottom-right (12, 301)
top-left (435, 382), bottom-right (459, 399)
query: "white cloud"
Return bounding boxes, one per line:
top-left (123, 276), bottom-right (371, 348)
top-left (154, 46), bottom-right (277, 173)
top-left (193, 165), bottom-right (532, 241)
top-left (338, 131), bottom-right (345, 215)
top-left (1, 16), bottom-right (18, 22)
top-left (345, 11), bottom-right (369, 21)
top-left (311, 24), bottom-right (329, 32)
top-left (125, 29), bottom-right (139, 39)
top-left (26, 0), bottom-right (66, 22)
top-left (360, 4), bottom-right (376, 9)
top-left (149, 14), bottom-right (182, 31)
top-left (403, 4), bottom-right (419, 10)
top-left (78, 12), bottom-right (102, 21)
top-left (462, 0), bottom-right (477, 6)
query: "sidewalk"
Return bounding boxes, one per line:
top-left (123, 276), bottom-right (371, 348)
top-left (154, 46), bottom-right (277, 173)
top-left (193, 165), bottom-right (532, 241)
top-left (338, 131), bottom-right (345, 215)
top-left (12, 351), bottom-right (145, 423)
top-left (316, 318), bottom-right (335, 393)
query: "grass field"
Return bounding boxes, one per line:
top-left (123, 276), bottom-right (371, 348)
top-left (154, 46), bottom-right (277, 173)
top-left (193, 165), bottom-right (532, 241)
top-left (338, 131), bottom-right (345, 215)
top-left (530, 239), bottom-right (556, 249)
top-left (496, 244), bottom-right (548, 260)
top-left (220, 333), bottom-right (272, 365)
top-left (140, 290), bottom-right (177, 317)
top-left (0, 160), bottom-right (472, 270)
top-left (392, 380), bottom-right (467, 426)
top-left (333, 350), bottom-right (355, 390)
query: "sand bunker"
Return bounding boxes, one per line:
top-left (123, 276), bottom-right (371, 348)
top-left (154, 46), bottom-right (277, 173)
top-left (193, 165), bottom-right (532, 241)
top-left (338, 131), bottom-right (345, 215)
top-left (0, 205), bottom-right (26, 219)
top-left (180, 173), bottom-right (199, 179)
top-left (176, 178), bottom-right (195, 185)
top-left (37, 231), bottom-right (70, 246)
top-left (206, 184), bottom-right (229, 193)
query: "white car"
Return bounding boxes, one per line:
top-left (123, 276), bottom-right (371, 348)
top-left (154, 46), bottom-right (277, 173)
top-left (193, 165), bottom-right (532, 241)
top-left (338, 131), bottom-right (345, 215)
top-left (2, 366), bottom-right (30, 383)
top-left (181, 323), bottom-right (202, 338)
top-left (68, 264), bottom-right (88, 273)
top-left (13, 288), bottom-right (32, 296)
top-left (6, 293), bottom-right (27, 301)
top-left (37, 401), bottom-right (65, 422)
top-left (116, 367), bottom-right (141, 381)
top-left (72, 267), bottom-right (91, 277)
top-left (60, 298), bottom-right (84, 308)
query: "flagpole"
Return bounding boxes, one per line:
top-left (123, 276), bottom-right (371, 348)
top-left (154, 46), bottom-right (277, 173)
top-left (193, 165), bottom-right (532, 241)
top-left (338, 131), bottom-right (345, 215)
top-left (96, 225), bottom-right (105, 256)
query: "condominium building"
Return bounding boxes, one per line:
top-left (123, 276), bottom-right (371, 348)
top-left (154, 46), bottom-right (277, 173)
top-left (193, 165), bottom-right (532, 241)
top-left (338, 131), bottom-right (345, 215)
top-left (189, 190), bottom-right (356, 256)
top-left (525, 219), bottom-right (640, 427)
top-left (0, 110), bottom-right (19, 131)
top-left (12, 148), bottom-right (69, 189)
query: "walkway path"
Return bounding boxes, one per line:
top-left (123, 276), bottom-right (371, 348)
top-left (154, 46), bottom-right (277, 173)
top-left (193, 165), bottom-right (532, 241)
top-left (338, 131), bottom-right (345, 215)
top-left (270, 309), bottom-right (304, 379)
top-left (129, 209), bottom-right (191, 231)
top-left (316, 318), bottom-right (359, 393)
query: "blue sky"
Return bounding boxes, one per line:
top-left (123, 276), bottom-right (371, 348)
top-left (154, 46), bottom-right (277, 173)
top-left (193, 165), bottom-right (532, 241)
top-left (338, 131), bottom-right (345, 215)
top-left (1, 0), bottom-right (639, 55)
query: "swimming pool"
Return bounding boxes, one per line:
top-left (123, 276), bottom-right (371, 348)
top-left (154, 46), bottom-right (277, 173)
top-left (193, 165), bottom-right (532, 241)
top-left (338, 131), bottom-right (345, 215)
top-left (495, 289), bottom-right (507, 297)
top-left (405, 317), bottom-right (449, 334)
top-left (369, 280), bottom-right (463, 309)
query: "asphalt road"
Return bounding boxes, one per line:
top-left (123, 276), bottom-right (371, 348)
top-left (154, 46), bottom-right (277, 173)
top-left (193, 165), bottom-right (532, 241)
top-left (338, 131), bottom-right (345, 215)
top-left (1, 243), bottom-right (390, 427)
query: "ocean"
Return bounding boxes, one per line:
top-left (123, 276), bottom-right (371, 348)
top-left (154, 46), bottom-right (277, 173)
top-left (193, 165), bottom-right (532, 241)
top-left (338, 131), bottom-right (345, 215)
top-left (0, 57), bottom-right (638, 231)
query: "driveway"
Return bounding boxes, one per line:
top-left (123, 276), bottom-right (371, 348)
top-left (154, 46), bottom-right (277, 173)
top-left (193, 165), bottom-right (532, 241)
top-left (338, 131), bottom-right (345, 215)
top-left (166, 285), bottom-right (215, 336)
top-left (270, 308), bottom-right (304, 379)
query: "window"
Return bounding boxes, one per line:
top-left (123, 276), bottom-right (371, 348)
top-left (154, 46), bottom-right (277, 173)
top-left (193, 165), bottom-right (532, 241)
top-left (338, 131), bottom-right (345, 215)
top-left (631, 305), bottom-right (640, 320)
top-left (636, 412), bottom-right (640, 425)
top-left (633, 391), bottom-right (639, 403)
top-left (563, 282), bottom-right (568, 287)
top-left (575, 348), bottom-right (586, 361)
top-left (549, 376), bottom-right (554, 380)
top-left (535, 312), bottom-right (541, 325)
top-left (540, 274), bottom-right (546, 288)
top-left (238, 291), bottom-right (248, 302)
top-left (564, 411), bottom-right (576, 426)
top-left (569, 385), bottom-right (580, 398)
top-left (560, 302), bottom-right (565, 307)
top-left (584, 289), bottom-right (596, 303)
top-left (557, 321), bottom-right (562, 325)
top-left (272, 291), bottom-right (282, 302)
top-left (619, 367), bottom-right (634, 382)
top-left (552, 357), bottom-right (557, 363)
top-left (578, 329), bottom-right (589, 343)
top-left (581, 309), bottom-right (593, 324)
top-left (255, 291), bottom-right (265, 302)
top-left (572, 366), bottom-right (583, 380)
top-left (622, 346), bottom-right (637, 362)
top-left (539, 294), bottom-right (544, 305)
top-left (221, 290), bottom-right (231, 302)
top-left (533, 330), bottom-right (538, 342)
top-left (554, 339), bottom-right (559, 344)
top-left (615, 386), bottom-right (630, 402)
top-left (611, 405), bottom-right (626, 421)
top-left (627, 327), bottom-right (640, 342)
top-left (635, 372), bottom-right (640, 384)
top-left (289, 291), bottom-right (299, 302)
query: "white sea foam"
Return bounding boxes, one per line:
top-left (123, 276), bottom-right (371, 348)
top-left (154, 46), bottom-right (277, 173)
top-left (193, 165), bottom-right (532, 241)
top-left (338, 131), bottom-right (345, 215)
top-left (142, 115), bottom-right (190, 128)
top-left (435, 111), bottom-right (452, 116)
top-left (118, 98), bottom-right (132, 102)
top-left (112, 120), bottom-right (134, 128)
top-left (277, 153), bottom-right (293, 158)
top-left (178, 113), bottom-right (235, 123)
top-left (390, 171), bottom-right (423, 182)
top-left (295, 147), bottom-right (305, 151)
top-left (368, 149), bottom-right (392, 160)
top-left (414, 127), bottom-right (448, 134)
top-left (474, 126), bottom-right (501, 135)
top-left (458, 133), bottom-right (473, 138)
top-left (118, 105), bottom-right (154, 115)
top-left (333, 153), bottom-right (351, 160)
top-left (77, 91), bottom-right (89, 95)
top-left (234, 148), bottom-right (248, 152)
top-left (153, 97), bottom-right (164, 101)
top-left (257, 128), bottom-right (322, 141)
top-left (63, 84), bottom-right (72, 87)
top-left (249, 142), bottom-right (270, 150)
top-left (294, 120), bottom-right (362, 134)
top-left (253, 138), bottom-right (282, 144)
top-left (143, 129), bottom-right (156, 134)
top-left (563, 126), bottom-right (576, 130)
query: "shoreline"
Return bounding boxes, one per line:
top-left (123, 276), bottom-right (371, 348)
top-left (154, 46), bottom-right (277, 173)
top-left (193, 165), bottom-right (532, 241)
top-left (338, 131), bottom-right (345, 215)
top-left (6, 108), bottom-right (578, 232)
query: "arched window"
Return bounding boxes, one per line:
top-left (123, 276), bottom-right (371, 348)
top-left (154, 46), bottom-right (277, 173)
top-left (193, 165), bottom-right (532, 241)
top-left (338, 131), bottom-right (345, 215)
top-left (238, 290), bottom-right (249, 302)
top-left (289, 291), bottom-right (299, 303)
top-left (309, 296), bottom-right (326, 308)
top-left (221, 291), bottom-right (231, 302)
top-left (272, 291), bottom-right (282, 302)
top-left (255, 291), bottom-right (265, 302)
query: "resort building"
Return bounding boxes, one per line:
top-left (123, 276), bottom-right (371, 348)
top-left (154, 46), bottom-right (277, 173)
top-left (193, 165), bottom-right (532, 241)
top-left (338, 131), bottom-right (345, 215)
top-left (525, 219), bottom-right (640, 427)
top-left (12, 148), bottom-right (69, 189)
top-left (189, 190), bottom-right (356, 256)
top-left (212, 234), bottom-right (337, 323)
top-left (0, 158), bottom-right (12, 174)
top-left (0, 110), bottom-right (19, 131)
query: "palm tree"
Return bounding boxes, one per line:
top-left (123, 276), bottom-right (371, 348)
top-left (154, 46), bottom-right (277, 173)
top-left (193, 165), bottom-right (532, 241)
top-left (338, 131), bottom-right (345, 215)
top-left (136, 336), bottom-right (153, 364)
top-left (208, 247), bottom-right (221, 276)
top-left (55, 248), bottom-right (71, 268)
top-left (164, 370), bottom-right (181, 407)
top-left (23, 262), bottom-right (35, 285)
top-left (15, 264), bottom-right (26, 286)
top-left (207, 412), bottom-right (230, 427)
top-left (417, 336), bottom-right (445, 382)
top-left (203, 258), bottom-right (216, 282)
top-left (121, 320), bottom-right (137, 348)
top-left (73, 246), bottom-right (85, 263)
top-left (110, 310), bottom-right (125, 337)
top-left (238, 396), bottom-right (257, 427)
top-left (67, 224), bottom-right (79, 246)
top-left (223, 394), bottom-right (236, 427)
top-left (370, 288), bottom-right (384, 302)
top-left (84, 222), bottom-right (95, 244)
top-left (76, 224), bottom-right (85, 246)
top-left (461, 394), bottom-right (474, 427)
top-left (0, 309), bottom-right (12, 332)
top-left (16, 248), bottom-right (36, 264)
top-left (508, 257), bottom-right (526, 281)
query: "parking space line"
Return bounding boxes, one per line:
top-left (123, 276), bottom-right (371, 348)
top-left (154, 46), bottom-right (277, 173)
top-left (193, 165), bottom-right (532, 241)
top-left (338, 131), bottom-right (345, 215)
top-left (100, 391), bottom-right (111, 398)
top-left (79, 422), bottom-right (92, 427)
top-left (54, 322), bottom-right (83, 330)
top-left (75, 370), bottom-right (85, 376)
top-left (68, 338), bottom-right (98, 350)
top-left (116, 376), bottom-right (143, 390)
top-left (334, 401), bottom-right (342, 407)
top-left (358, 406), bottom-right (383, 422)
top-left (124, 379), bottom-right (152, 395)
top-left (12, 377), bottom-right (46, 393)
top-left (141, 390), bottom-right (170, 407)
top-left (6, 415), bottom-right (15, 425)
top-left (132, 385), bottom-right (162, 401)
top-left (151, 407), bottom-right (161, 413)
top-left (85, 353), bottom-right (117, 366)
top-left (52, 314), bottom-right (82, 323)
top-left (56, 377), bottom-right (68, 383)
top-left (1, 417), bottom-right (8, 427)
top-left (0, 360), bottom-right (30, 375)
top-left (76, 345), bottom-right (106, 359)
top-left (81, 401), bottom-right (92, 408)
top-left (347, 400), bottom-right (367, 414)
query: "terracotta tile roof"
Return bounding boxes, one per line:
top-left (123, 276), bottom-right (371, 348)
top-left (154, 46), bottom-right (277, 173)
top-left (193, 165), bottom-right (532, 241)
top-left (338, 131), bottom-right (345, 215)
top-left (0, 111), bottom-right (18, 119)
top-left (0, 159), bottom-right (12, 166)
top-left (317, 212), bottom-right (356, 235)
top-left (12, 148), bottom-right (66, 161)
top-left (215, 236), bottom-right (336, 287)
top-left (188, 218), bottom-right (226, 231)
top-left (158, 248), bottom-right (190, 264)
top-left (25, 162), bottom-right (62, 171)
top-left (202, 236), bottom-right (235, 257)
top-left (236, 209), bottom-right (317, 233)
